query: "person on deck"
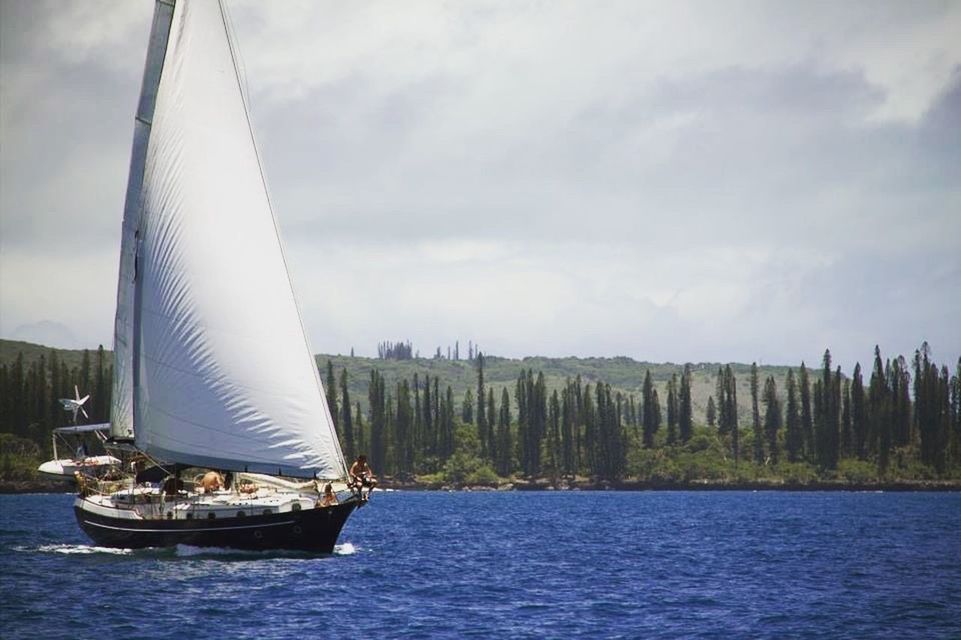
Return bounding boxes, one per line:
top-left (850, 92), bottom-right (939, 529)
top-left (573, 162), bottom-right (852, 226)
top-left (201, 471), bottom-right (223, 493)
top-left (349, 455), bottom-right (377, 499)
top-left (319, 483), bottom-right (338, 507)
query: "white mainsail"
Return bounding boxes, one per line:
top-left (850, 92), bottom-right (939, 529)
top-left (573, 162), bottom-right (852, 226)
top-left (124, 0), bottom-right (345, 479)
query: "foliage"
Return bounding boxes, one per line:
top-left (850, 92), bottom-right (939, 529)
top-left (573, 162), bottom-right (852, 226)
top-left (442, 425), bottom-right (498, 486)
top-left (2, 339), bottom-right (960, 487)
top-left (837, 458), bottom-right (878, 483)
top-left (377, 340), bottom-right (414, 360)
top-left (0, 433), bottom-right (43, 481)
top-left (775, 462), bottom-right (819, 484)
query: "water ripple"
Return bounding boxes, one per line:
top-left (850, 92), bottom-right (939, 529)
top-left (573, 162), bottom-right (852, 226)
top-left (2, 492), bottom-right (960, 639)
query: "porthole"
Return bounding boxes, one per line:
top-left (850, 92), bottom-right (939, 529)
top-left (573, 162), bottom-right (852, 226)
top-left (291, 503), bottom-right (302, 512)
top-left (208, 512), bottom-right (216, 520)
top-left (237, 510), bottom-right (247, 518)
top-left (292, 525), bottom-right (302, 535)
top-left (253, 530), bottom-right (263, 539)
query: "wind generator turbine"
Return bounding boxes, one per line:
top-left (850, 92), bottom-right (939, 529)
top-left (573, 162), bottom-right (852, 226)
top-left (59, 386), bottom-right (90, 424)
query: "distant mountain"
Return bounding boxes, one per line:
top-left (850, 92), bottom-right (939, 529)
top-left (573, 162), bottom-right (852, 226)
top-left (0, 339), bottom-right (113, 372)
top-left (5, 321), bottom-right (80, 349)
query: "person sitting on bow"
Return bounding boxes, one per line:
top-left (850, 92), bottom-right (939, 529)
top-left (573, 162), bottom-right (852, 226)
top-left (348, 455), bottom-right (377, 499)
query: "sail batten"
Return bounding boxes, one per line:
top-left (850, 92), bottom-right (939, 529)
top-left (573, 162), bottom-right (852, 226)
top-left (125, 0), bottom-right (344, 479)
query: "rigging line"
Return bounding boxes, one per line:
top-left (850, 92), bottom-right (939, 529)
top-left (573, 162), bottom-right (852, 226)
top-left (221, 0), bottom-right (251, 110)
top-left (217, 0), bottom-right (348, 476)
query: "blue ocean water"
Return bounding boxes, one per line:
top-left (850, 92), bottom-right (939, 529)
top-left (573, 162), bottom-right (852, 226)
top-left (1, 491), bottom-right (959, 639)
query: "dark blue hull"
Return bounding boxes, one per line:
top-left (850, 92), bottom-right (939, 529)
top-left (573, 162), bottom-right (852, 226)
top-left (75, 500), bottom-right (359, 552)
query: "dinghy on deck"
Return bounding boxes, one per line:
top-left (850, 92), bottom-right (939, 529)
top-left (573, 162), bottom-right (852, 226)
top-left (38, 424), bottom-right (121, 478)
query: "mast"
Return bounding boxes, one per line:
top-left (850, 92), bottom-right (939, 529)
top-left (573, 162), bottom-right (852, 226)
top-left (110, 0), bottom-right (176, 440)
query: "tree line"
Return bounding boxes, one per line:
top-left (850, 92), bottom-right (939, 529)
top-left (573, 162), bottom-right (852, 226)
top-left (377, 339), bottom-right (484, 362)
top-left (2, 342), bottom-right (959, 484)
top-left (0, 346), bottom-right (112, 449)
top-left (326, 344), bottom-right (961, 483)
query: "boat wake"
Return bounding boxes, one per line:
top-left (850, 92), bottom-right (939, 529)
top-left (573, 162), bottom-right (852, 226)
top-left (173, 543), bottom-right (357, 559)
top-left (21, 542), bottom-right (359, 559)
top-left (174, 544), bottom-right (269, 558)
top-left (34, 544), bottom-right (133, 556)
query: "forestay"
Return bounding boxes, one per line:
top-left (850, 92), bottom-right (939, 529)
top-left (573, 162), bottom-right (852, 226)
top-left (131, 0), bottom-right (345, 479)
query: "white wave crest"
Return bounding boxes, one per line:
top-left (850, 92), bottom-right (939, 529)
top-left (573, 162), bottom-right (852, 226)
top-left (36, 544), bottom-right (132, 555)
top-left (334, 542), bottom-right (358, 555)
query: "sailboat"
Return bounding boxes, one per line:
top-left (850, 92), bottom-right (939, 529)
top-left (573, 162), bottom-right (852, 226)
top-left (73, 0), bottom-right (362, 552)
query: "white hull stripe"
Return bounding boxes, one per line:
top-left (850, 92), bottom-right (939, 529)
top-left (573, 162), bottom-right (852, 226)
top-left (83, 519), bottom-right (297, 533)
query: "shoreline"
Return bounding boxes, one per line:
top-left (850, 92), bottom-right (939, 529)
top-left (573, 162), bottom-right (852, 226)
top-left (4, 477), bottom-right (959, 495)
top-left (381, 479), bottom-right (961, 493)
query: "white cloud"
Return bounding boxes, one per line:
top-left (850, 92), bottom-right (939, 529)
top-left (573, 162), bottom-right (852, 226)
top-left (1, 0), bottom-right (959, 372)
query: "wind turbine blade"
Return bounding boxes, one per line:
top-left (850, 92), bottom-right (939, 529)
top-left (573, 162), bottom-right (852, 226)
top-left (79, 395), bottom-right (90, 405)
top-left (81, 407), bottom-right (89, 420)
top-left (75, 385), bottom-right (80, 401)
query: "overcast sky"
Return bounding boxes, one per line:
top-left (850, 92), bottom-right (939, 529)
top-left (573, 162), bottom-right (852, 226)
top-left (1, 0), bottom-right (959, 371)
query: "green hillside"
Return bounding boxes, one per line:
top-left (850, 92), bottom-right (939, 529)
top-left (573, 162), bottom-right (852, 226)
top-left (2, 339), bottom-right (958, 489)
top-left (0, 339), bottom-right (113, 372)
top-left (0, 338), bottom-right (794, 427)
top-left (318, 353), bottom-right (794, 428)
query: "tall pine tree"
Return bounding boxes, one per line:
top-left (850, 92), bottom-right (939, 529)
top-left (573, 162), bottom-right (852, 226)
top-left (785, 369), bottom-right (802, 462)
top-left (869, 347), bottom-right (891, 474)
top-left (725, 365), bottom-right (739, 465)
top-left (497, 387), bottom-right (512, 477)
top-left (679, 364), bottom-right (693, 442)
top-left (476, 352), bottom-right (487, 456)
top-left (325, 360), bottom-right (338, 431)
top-left (799, 362), bottom-right (814, 461)
top-left (487, 388), bottom-right (497, 464)
top-left (340, 368), bottom-right (354, 461)
top-left (706, 396), bottom-right (717, 429)
top-left (751, 362), bottom-right (763, 464)
top-left (850, 363), bottom-right (867, 459)
top-left (666, 374), bottom-right (678, 446)
top-left (368, 369), bottom-right (387, 473)
top-left (642, 370), bottom-right (659, 448)
top-left (462, 389), bottom-right (474, 424)
top-left (763, 376), bottom-right (781, 464)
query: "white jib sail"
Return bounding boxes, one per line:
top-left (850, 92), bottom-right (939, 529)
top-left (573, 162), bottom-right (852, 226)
top-left (133, 0), bottom-right (345, 479)
top-left (111, 0), bottom-right (176, 440)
